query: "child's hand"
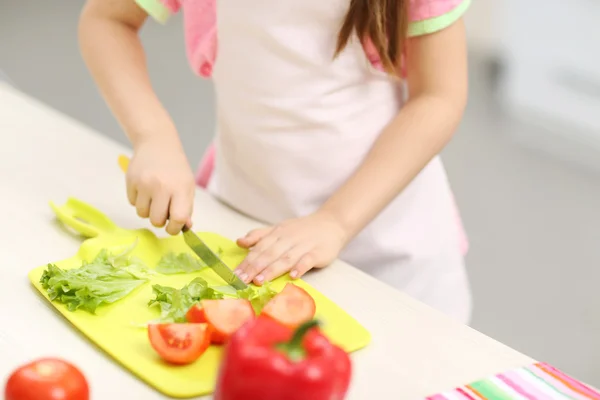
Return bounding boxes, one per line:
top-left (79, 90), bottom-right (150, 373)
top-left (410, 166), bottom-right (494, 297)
top-left (126, 136), bottom-right (196, 235)
top-left (234, 211), bottom-right (349, 285)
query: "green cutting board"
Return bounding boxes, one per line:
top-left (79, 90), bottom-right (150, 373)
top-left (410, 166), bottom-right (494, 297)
top-left (28, 198), bottom-right (371, 398)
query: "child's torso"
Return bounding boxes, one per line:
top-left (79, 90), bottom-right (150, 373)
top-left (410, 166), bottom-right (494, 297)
top-left (208, 0), bottom-right (460, 262)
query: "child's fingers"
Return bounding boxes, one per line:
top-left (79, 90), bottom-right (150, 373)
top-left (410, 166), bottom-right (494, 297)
top-left (234, 233), bottom-right (278, 283)
top-left (166, 191), bottom-right (193, 235)
top-left (236, 228), bottom-right (272, 248)
top-left (135, 190), bottom-right (151, 219)
top-left (290, 253), bottom-right (316, 279)
top-left (149, 192), bottom-right (170, 228)
top-left (243, 239), bottom-right (293, 284)
top-left (126, 183), bottom-right (137, 206)
top-left (254, 247), bottom-right (304, 285)
top-left (125, 168), bottom-right (138, 206)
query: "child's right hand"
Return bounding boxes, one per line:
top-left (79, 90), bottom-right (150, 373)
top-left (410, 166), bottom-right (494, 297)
top-left (126, 137), bottom-right (196, 235)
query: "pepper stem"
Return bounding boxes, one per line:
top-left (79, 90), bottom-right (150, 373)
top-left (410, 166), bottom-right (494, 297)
top-left (277, 319), bottom-right (320, 362)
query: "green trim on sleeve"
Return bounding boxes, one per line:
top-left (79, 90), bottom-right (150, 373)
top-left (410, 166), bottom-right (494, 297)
top-left (408, 0), bottom-right (472, 37)
top-left (135, 0), bottom-right (171, 24)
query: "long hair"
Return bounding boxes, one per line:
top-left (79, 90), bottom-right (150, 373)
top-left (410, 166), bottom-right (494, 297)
top-left (336, 0), bottom-right (409, 75)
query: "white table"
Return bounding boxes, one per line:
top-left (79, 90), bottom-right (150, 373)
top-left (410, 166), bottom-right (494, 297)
top-left (0, 84), bottom-right (533, 399)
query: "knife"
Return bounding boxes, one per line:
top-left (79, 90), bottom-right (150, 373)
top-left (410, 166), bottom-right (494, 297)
top-left (117, 154), bottom-right (248, 290)
top-left (181, 226), bottom-right (248, 290)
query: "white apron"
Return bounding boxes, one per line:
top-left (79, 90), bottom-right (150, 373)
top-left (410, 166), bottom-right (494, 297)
top-left (207, 0), bottom-right (472, 323)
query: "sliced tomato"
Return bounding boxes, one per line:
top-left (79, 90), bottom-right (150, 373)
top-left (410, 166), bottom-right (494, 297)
top-left (186, 299), bottom-right (255, 344)
top-left (262, 283), bottom-right (316, 328)
top-left (185, 304), bottom-right (206, 324)
top-left (147, 323), bottom-right (211, 365)
top-left (4, 358), bottom-right (89, 400)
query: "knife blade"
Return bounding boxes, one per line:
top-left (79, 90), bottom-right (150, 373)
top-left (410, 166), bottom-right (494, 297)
top-left (115, 155), bottom-right (247, 289)
top-left (182, 226), bottom-right (248, 290)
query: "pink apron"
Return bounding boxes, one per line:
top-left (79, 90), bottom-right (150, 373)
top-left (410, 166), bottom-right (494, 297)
top-left (137, 0), bottom-right (470, 256)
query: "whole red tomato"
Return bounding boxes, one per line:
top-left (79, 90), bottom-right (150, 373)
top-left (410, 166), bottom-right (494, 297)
top-left (4, 358), bottom-right (89, 400)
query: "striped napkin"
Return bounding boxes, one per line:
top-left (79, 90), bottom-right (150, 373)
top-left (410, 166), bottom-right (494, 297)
top-left (426, 362), bottom-right (600, 399)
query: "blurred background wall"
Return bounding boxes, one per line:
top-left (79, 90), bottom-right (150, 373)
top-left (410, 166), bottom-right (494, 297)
top-left (2, 0), bottom-right (599, 387)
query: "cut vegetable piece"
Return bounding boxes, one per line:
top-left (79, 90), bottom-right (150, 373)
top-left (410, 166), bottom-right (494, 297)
top-left (155, 252), bottom-right (207, 274)
top-left (185, 304), bottom-right (206, 324)
top-left (147, 323), bottom-right (211, 365)
top-left (212, 285), bottom-right (238, 297)
top-left (148, 277), bottom-right (224, 323)
top-left (237, 282), bottom-right (277, 313)
top-left (262, 283), bottom-right (316, 329)
top-left (187, 299), bottom-right (255, 344)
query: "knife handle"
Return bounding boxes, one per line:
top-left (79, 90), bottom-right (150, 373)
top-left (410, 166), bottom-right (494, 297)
top-left (118, 154), bottom-right (129, 173)
top-left (50, 198), bottom-right (118, 238)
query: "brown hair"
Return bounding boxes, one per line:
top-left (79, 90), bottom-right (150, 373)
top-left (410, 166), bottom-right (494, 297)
top-left (336, 0), bottom-right (409, 75)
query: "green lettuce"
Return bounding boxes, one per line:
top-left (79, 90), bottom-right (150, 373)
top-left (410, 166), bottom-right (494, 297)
top-left (212, 282), bottom-right (278, 313)
top-left (147, 277), bottom-right (278, 322)
top-left (155, 252), bottom-right (208, 275)
top-left (40, 244), bottom-right (151, 314)
top-left (148, 277), bottom-right (224, 323)
top-left (211, 285), bottom-right (239, 297)
top-left (237, 282), bottom-right (277, 313)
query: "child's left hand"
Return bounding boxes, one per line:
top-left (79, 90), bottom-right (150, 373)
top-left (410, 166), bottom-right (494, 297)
top-left (234, 210), bottom-right (349, 285)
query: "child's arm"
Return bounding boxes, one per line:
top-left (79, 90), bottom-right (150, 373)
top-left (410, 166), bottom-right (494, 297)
top-left (235, 18), bottom-right (468, 285)
top-left (79, 0), bottom-right (178, 146)
top-left (320, 20), bottom-right (468, 239)
top-left (79, 0), bottom-right (195, 235)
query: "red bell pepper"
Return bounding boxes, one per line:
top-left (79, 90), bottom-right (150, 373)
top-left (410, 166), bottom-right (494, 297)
top-left (214, 316), bottom-right (352, 400)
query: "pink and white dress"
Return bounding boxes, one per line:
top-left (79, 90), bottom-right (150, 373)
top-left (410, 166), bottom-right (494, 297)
top-left (138, 0), bottom-right (473, 323)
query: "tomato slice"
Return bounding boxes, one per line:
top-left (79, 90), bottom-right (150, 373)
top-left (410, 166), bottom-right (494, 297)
top-left (186, 299), bottom-right (255, 344)
top-left (185, 303), bottom-right (206, 324)
top-left (147, 323), bottom-right (211, 365)
top-left (4, 358), bottom-right (89, 400)
top-left (262, 283), bottom-right (316, 328)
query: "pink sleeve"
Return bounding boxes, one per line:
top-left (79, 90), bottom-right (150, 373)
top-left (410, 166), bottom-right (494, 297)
top-left (408, 0), bottom-right (471, 37)
top-left (160, 0), bottom-right (181, 13)
top-left (409, 0), bottom-right (463, 21)
top-left (363, 0), bottom-right (470, 72)
top-left (136, 0), bottom-right (216, 78)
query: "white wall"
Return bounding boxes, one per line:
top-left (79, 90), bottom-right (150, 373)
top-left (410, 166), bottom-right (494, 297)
top-left (499, 0), bottom-right (600, 131)
top-left (465, 0), bottom-right (500, 54)
top-left (497, 0), bottom-right (600, 173)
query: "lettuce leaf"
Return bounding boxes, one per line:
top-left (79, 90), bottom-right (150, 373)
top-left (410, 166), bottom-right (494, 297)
top-left (148, 277), bottom-right (224, 323)
top-left (155, 252), bottom-right (208, 275)
top-left (212, 282), bottom-right (278, 313)
top-left (147, 274), bottom-right (278, 322)
top-left (212, 285), bottom-right (239, 297)
top-left (40, 244), bottom-right (151, 314)
top-left (237, 282), bottom-right (277, 314)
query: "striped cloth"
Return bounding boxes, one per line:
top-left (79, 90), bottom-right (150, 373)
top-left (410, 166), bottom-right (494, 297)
top-left (426, 363), bottom-right (600, 400)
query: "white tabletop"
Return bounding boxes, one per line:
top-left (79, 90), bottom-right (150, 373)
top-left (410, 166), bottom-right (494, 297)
top-left (0, 83), bottom-right (533, 399)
